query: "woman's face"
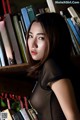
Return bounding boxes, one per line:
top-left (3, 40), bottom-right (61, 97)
top-left (28, 22), bottom-right (48, 61)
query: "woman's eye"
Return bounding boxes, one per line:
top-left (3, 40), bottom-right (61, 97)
top-left (38, 37), bottom-right (45, 40)
top-left (28, 34), bottom-right (33, 38)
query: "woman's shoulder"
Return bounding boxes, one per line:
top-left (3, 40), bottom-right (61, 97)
top-left (41, 58), bottom-right (65, 82)
top-left (40, 58), bottom-right (66, 89)
top-left (43, 58), bottom-right (63, 75)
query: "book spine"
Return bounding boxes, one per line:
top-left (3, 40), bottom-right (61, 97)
top-left (0, 32), bottom-right (8, 66)
top-left (6, 0), bottom-right (11, 14)
top-left (20, 108), bottom-right (31, 120)
top-left (0, 20), bottom-right (14, 65)
top-left (21, 7), bottom-right (30, 31)
top-left (24, 96), bottom-right (28, 110)
top-left (1, 109), bottom-right (13, 120)
top-left (67, 18), bottom-right (80, 45)
top-left (46, 0), bottom-right (56, 12)
top-left (65, 17), bottom-right (80, 55)
top-left (26, 5), bottom-right (36, 23)
top-left (67, 6), bottom-right (79, 18)
top-left (13, 15), bottom-right (28, 63)
top-left (4, 13), bottom-right (22, 64)
top-left (1, 0), bottom-right (7, 14)
top-left (71, 17), bottom-right (80, 37)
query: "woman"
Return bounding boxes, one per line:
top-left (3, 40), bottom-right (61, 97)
top-left (26, 13), bottom-right (80, 120)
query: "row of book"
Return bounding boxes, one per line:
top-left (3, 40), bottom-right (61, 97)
top-left (46, 0), bottom-right (80, 55)
top-left (0, 0), bottom-right (50, 67)
top-left (0, 0), bottom-right (37, 66)
top-left (1, 0), bottom-right (80, 67)
top-left (65, 6), bottom-right (80, 55)
top-left (0, 92), bottom-right (39, 120)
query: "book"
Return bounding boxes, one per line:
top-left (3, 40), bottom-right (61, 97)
top-left (65, 17), bottom-right (80, 55)
top-left (1, 0), bottom-right (7, 14)
top-left (20, 108), bottom-right (31, 120)
top-left (26, 5), bottom-right (36, 23)
top-left (0, 32), bottom-right (8, 66)
top-left (18, 13), bottom-right (26, 47)
top-left (46, 0), bottom-right (56, 13)
top-left (1, 0), bottom-right (11, 14)
top-left (4, 13), bottom-right (22, 64)
top-left (28, 109), bottom-right (38, 120)
top-left (71, 17), bottom-right (80, 37)
top-left (12, 112), bottom-right (21, 120)
top-left (21, 7), bottom-right (30, 31)
top-left (12, 14), bottom-right (28, 63)
top-left (23, 96), bottom-right (28, 110)
top-left (12, 111), bottom-right (25, 120)
top-left (67, 6), bottom-right (80, 25)
top-left (67, 18), bottom-right (80, 45)
top-left (0, 20), bottom-right (14, 65)
top-left (67, 6), bottom-right (79, 18)
top-left (6, 0), bottom-right (12, 14)
top-left (68, 26), bottom-right (80, 55)
top-left (1, 109), bottom-right (13, 120)
top-left (20, 13), bottom-right (26, 36)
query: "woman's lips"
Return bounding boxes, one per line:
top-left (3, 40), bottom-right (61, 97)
top-left (31, 51), bottom-right (37, 55)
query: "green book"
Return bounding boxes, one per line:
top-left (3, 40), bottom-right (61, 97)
top-left (26, 5), bottom-right (36, 23)
top-left (13, 14), bottom-right (28, 63)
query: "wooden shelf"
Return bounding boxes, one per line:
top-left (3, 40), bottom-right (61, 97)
top-left (0, 63), bottom-right (28, 73)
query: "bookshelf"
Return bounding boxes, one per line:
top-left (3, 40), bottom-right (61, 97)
top-left (0, 63), bottom-right (35, 96)
top-left (0, 1), bottom-right (48, 111)
top-left (52, 0), bottom-right (80, 17)
top-left (0, 0), bottom-right (80, 118)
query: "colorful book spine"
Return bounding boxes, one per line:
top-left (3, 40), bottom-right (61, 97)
top-left (1, 0), bottom-right (11, 14)
top-left (4, 13), bottom-right (22, 64)
top-left (46, 0), bottom-right (56, 12)
top-left (21, 7), bottom-right (30, 31)
top-left (67, 6), bottom-right (79, 18)
top-left (71, 17), bottom-right (80, 37)
top-left (26, 5), bottom-right (36, 23)
top-left (0, 32), bottom-right (8, 66)
top-left (67, 18), bottom-right (80, 45)
top-left (20, 108), bottom-right (31, 120)
top-left (13, 15), bottom-right (28, 63)
top-left (6, 0), bottom-right (11, 14)
top-left (1, 0), bottom-right (7, 14)
top-left (0, 20), bottom-right (14, 65)
top-left (65, 17), bottom-right (80, 55)
top-left (1, 109), bottom-right (13, 120)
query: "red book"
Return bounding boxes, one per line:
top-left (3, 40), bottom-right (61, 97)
top-left (1, 0), bottom-right (11, 14)
top-left (1, 0), bottom-right (7, 14)
top-left (6, 0), bottom-right (11, 14)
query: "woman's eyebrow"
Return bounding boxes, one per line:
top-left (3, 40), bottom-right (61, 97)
top-left (29, 32), bottom-right (45, 35)
top-left (29, 32), bottom-right (33, 34)
top-left (37, 33), bottom-right (45, 35)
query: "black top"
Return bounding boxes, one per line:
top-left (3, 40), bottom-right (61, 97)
top-left (30, 58), bottom-right (80, 120)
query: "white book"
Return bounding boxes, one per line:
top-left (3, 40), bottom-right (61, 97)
top-left (46, 0), bottom-right (56, 13)
top-left (1, 109), bottom-right (12, 120)
top-left (67, 6), bottom-right (79, 18)
top-left (0, 44), bottom-right (5, 66)
top-left (20, 108), bottom-right (30, 120)
top-left (0, 20), bottom-right (14, 65)
top-left (0, 32), bottom-right (6, 66)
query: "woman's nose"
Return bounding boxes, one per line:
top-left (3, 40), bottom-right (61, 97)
top-left (32, 39), bottom-right (38, 48)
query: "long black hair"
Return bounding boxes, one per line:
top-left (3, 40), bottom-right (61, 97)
top-left (26, 12), bottom-right (72, 77)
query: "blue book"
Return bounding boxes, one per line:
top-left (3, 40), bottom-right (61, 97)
top-left (21, 7), bottom-right (30, 31)
top-left (74, 22), bottom-right (80, 37)
top-left (67, 18), bottom-right (80, 45)
top-left (26, 5), bottom-right (36, 23)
